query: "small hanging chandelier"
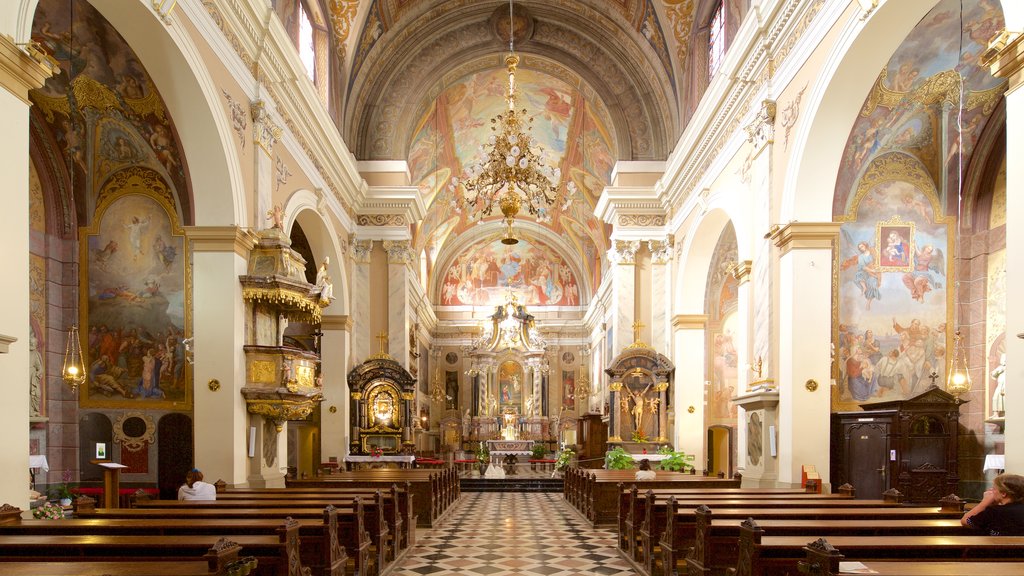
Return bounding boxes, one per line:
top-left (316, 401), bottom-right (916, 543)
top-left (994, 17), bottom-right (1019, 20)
top-left (946, 330), bottom-right (971, 400)
top-left (447, 0), bottom-right (574, 245)
top-left (62, 324), bottom-right (86, 393)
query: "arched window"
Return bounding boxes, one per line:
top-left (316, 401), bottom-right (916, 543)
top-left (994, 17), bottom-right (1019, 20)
top-left (299, 2), bottom-right (316, 82)
top-left (708, 1), bottom-right (726, 78)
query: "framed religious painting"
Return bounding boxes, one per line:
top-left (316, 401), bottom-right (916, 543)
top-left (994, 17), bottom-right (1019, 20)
top-left (78, 167), bottom-right (191, 410)
top-left (876, 215), bottom-right (915, 272)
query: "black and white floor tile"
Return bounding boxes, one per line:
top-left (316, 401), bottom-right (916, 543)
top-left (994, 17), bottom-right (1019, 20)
top-left (391, 492), bottom-right (637, 576)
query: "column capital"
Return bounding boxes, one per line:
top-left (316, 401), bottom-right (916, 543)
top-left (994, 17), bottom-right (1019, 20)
top-left (728, 260), bottom-right (753, 284)
top-left (0, 35), bottom-right (56, 105)
top-left (672, 314), bottom-right (709, 329)
top-left (648, 237), bottom-right (674, 264)
top-left (351, 239), bottom-right (373, 263)
top-left (382, 239), bottom-right (414, 265)
top-left (608, 239), bottom-right (640, 265)
top-left (250, 100), bottom-right (282, 155)
top-left (185, 226), bottom-right (260, 256)
top-left (770, 222), bottom-right (839, 255)
top-left (983, 30), bottom-right (1024, 92)
top-left (321, 315), bottom-right (352, 332)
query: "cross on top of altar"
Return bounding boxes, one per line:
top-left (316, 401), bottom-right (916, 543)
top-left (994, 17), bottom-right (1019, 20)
top-left (628, 320), bottom-right (650, 350)
top-left (370, 331), bottom-right (391, 360)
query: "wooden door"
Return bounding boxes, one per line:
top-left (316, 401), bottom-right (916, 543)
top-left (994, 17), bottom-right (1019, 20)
top-left (845, 421), bottom-right (889, 499)
top-left (157, 413), bottom-right (193, 500)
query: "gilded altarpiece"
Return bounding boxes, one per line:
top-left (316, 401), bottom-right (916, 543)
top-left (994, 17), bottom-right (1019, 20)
top-left (348, 356), bottom-right (417, 454)
top-left (834, 153), bottom-right (952, 411)
top-left (79, 168), bottom-right (190, 409)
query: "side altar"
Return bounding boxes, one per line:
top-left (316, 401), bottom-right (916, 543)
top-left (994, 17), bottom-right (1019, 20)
top-left (604, 325), bottom-right (674, 449)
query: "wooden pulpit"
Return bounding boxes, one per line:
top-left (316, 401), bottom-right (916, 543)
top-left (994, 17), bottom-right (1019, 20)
top-left (92, 460), bottom-right (128, 508)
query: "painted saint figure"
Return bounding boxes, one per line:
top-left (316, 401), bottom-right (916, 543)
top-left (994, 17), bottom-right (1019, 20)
top-left (841, 242), bottom-right (881, 309)
top-left (124, 215), bottom-right (150, 258)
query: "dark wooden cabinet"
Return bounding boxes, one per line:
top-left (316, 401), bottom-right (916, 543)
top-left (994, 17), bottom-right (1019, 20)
top-left (831, 386), bottom-right (962, 503)
top-left (576, 413), bottom-right (608, 469)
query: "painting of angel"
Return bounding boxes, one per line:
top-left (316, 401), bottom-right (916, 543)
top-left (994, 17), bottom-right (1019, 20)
top-left (841, 241), bottom-right (882, 310)
top-left (902, 245), bottom-right (945, 302)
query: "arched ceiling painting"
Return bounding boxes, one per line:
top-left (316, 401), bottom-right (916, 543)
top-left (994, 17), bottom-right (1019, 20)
top-left (833, 0), bottom-right (1005, 216)
top-left (412, 64), bottom-right (616, 307)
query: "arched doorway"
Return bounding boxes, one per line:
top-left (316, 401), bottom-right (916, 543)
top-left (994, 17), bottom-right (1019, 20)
top-left (706, 425), bottom-right (734, 477)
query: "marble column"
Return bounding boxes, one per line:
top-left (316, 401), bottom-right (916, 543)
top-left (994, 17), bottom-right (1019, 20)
top-left (384, 240), bottom-right (414, 367)
top-left (350, 240), bottom-right (372, 362)
top-left (608, 382), bottom-right (622, 442)
top-left (730, 261), bottom-right (753, 392)
top-left (771, 223), bottom-right (838, 488)
top-left (609, 240), bottom-right (640, 353)
top-left (321, 315), bottom-right (352, 460)
top-left (655, 382), bottom-right (669, 443)
top-left (649, 239), bottom-right (673, 353)
top-left (672, 314), bottom-right (708, 468)
top-left (250, 101), bottom-right (281, 231)
top-left (187, 227), bottom-right (258, 487)
top-left (0, 35), bottom-right (52, 510)
top-left (987, 28), bottom-right (1024, 474)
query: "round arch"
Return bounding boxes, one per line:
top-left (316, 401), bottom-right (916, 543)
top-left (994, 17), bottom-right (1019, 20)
top-left (783, 0), bottom-right (941, 223)
top-left (86, 0), bottom-right (245, 226)
top-left (4, 0), bottom-right (39, 42)
top-left (286, 190), bottom-right (350, 316)
top-left (429, 219), bottom-right (593, 307)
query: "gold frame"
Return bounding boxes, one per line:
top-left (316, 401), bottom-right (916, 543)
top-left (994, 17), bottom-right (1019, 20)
top-left (78, 167), bottom-right (192, 410)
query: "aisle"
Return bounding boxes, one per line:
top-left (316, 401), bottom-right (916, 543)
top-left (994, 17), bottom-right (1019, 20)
top-left (391, 492), bottom-right (638, 576)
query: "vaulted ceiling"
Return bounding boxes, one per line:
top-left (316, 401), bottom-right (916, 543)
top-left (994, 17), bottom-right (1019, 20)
top-left (336, 0), bottom-right (691, 308)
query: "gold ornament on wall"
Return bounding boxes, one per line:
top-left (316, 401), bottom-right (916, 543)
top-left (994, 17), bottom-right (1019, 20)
top-left (208, 378), bottom-right (220, 392)
top-left (805, 379), bottom-right (818, 392)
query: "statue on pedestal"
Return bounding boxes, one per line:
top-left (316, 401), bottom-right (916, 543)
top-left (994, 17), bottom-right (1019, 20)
top-left (315, 257), bottom-right (334, 304)
top-left (992, 353), bottom-right (1006, 417)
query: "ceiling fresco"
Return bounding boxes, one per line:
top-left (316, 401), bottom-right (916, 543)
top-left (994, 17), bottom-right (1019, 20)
top-left (833, 0), bottom-right (1005, 216)
top-left (349, 0), bottom-right (675, 93)
top-left (409, 65), bottom-right (616, 306)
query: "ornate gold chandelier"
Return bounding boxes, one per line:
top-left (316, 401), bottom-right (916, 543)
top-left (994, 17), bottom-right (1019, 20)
top-left (447, 0), bottom-right (574, 245)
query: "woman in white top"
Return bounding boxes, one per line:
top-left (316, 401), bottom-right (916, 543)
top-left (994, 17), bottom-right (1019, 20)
top-left (177, 468), bottom-right (217, 501)
top-left (635, 458), bottom-right (657, 481)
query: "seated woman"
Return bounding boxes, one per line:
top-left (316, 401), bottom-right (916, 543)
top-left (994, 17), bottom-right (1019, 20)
top-left (961, 473), bottom-right (1024, 535)
top-left (177, 468), bottom-right (217, 501)
top-left (635, 458), bottom-right (657, 481)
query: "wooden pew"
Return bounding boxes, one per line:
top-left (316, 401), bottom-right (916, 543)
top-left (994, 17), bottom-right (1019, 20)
top-left (800, 540), bottom-right (1024, 576)
top-left (686, 506), bottom-right (973, 576)
top-left (731, 523), bottom-right (1024, 576)
top-left (211, 483), bottom-right (417, 548)
top-left (74, 498), bottom-right (363, 576)
top-left (657, 499), bottom-right (966, 576)
top-left (573, 470), bottom-right (743, 526)
top-left (620, 484), bottom-right (857, 564)
top-left (133, 493), bottom-right (396, 568)
top-left (287, 468), bottom-right (457, 528)
top-left (0, 519), bottom-right (306, 576)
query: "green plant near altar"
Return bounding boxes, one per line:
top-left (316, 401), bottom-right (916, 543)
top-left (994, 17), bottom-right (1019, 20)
top-left (476, 441), bottom-right (490, 463)
top-left (33, 501), bottom-right (64, 520)
top-left (656, 445), bottom-right (694, 472)
top-left (531, 443), bottom-right (547, 459)
top-left (631, 429), bottom-right (648, 442)
top-left (605, 446), bottom-right (635, 470)
top-left (554, 447), bottom-right (575, 471)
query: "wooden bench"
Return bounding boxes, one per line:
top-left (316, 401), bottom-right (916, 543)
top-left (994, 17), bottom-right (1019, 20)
top-left (287, 468), bottom-right (458, 528)
top-left (0, 519), bottom-right (305, 576)
top-left (620, 484), bottom-right (857, 562)
top-left (0, 557), bottom-right (256, 576)
top-left (656, 499), bottom-right (967, 576)
top-left (733, 524), bottom-right (1024, 576)
top-left (134, 492), bottom-right (400, 566)
top-left (686, 506), bottom-right (975, 576)
top-left (74, 499), bottom-right (361, 576)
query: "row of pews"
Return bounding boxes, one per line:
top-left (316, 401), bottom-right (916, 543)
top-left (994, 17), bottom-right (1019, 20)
top-left (0, 468), bottom-right (460, 576)
top-left (599, 476), bottom-right (1024, 576)
top-left (562, 467), bottom-right (743, 526)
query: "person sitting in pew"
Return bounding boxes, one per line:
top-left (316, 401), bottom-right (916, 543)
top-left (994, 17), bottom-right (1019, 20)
top-left (961, 472), bottom-right (1024, 535)
top-left (636, 459), bottom-right (656, 481)
top-left (177, 468), bottom-right (217, 501)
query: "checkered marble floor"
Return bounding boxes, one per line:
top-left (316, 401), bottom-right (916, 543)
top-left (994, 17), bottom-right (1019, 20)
top-left (391, 492), bottom-right (638, 576)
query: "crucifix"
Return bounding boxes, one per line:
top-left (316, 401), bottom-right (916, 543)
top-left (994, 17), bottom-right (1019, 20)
top-left (632, 320), bottom-right (646, 343)
top-left (928, 371), bottom-right (940, 387)
top-left (375, 331), bottom-right (389, 356)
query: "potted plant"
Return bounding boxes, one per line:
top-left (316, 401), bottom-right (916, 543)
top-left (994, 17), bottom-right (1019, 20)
top-left (605, 446), bottom-right (635, 470)
top-left (33, 501), bottom-right (65, 520)
top-left (554, 447), bottom-right (575, 476)
top-left (51, 483), bottom-right (73, 507)
top-left (656, 445), bottom-right (695, 473)
top-left (476, 442), bottom-right (490, 477)
top-left (531, 443), bottom-right (547, 460)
